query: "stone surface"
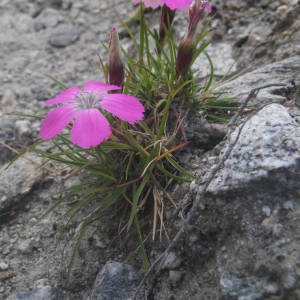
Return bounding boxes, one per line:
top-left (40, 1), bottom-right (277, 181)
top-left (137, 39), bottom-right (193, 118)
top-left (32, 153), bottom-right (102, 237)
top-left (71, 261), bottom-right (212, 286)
top-left (7, 286), bottom-right (69, 300)
top-left (220, 272), bottom-right (270, 300)
top-left (34, 8), bottom-right (63, 31)
top-left (90, 262), bottom-right (144, 300)
top-left (208, 104), bottom-right (300, 193)
top-left (0, 155), bottom-right (42, 213)
top-left (49, 24), bottom-right (79, 47)
top-left (194, 42), bottom-right (237, 78)
top-left (217, 56), bottom-right (300, 106)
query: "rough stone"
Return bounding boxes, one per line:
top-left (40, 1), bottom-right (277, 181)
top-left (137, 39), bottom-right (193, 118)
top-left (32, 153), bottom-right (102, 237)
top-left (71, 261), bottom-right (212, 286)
top-left (168, 270), bottom-right (184, 288)
top-left (49, 24), bottom-right (79, 47)
top-left (208, 104), bottom-right (300, 193)
top-left (0, 89), bottom-right (17, 113)
top-left (217, 56), bottom-right (300, 106)
top-left (220, 272), bottom-right (269, 300)
top-left (0, 261), bottom-right (9, 271)
top-left (7, 286), bottom-right (69, 300)
top-left (17, 239), bottom-right (34, 254)
top-left (161, 251), bottom-right (182, 270)
top-left (0, 155), bottom-right (42, 213)
top-left (90, 262), bottom-right (144, 300)
top-left (15, 120), bottom-right (32, 139)
top-left (194, 42), bottom-right (237, 78)
top-left (34, 8), bottom-right (63, 31)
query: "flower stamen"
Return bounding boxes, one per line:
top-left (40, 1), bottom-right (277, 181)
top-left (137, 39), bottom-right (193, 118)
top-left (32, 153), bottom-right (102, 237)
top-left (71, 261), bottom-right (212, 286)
top-left (73, 91), bottom-right (101, 110)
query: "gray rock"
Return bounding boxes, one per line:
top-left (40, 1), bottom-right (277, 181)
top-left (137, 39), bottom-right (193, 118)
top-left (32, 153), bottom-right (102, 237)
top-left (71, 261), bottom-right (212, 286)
top-left (194, 42), bottom-right (237, 78)
top-left (208, 104), bottom-right (300, 193)
top-left (161, 251), bottom-right (182, 270)
top-left (49, 24), bottom-right (79, 47)
top-left (15, 120), bottom-right (32, 139)
top-left (0, 261), bottom-right (9, 271)
top-left (0, 155), bottom-right (42, 213)
top-left (220, 272), bottom-right (268, 300)
top-left (7, 286), bottom-right (69, 300)
top-left (0, 89), bottom-right (17, 113)
top-left (218, 56), bottom-right (300, 106)
top-left (184, 113), bottom-right (227, 150)
top-left (91, 262), bottom-right (145, 300)
top-left (34, 8), bottom-right (63, 31)
top-left (168, 270), bottom-right (184, 288)
top-left (17, 239), bottom-right (34, 254)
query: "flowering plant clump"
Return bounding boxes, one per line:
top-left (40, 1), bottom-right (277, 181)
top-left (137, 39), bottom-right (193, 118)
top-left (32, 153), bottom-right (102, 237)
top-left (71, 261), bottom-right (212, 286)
top-left (20, 0), bottom-right (234, 272)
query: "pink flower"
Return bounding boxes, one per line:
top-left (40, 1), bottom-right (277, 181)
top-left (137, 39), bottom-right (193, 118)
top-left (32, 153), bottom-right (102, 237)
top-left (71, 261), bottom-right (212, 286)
top-left (40, 81), bottom-right (145, 149)
top-left (134, 0), bottom-right (193, 11)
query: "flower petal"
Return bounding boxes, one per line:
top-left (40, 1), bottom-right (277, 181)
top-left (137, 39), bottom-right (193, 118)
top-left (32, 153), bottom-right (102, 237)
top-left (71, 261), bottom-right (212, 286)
top-left (70, 109), bottom-right (111, 149)
top-left (40, 104), bottom-right (75, 140)
top-left (45, 86), bottom-right (81, 105)
top-left (163, 0), bottom-right (192, 10)
top-left (84, 80), bottom-right (120, 94)
top-left (135, 0), bottom-right (162, 9)
top-left (100, 94), bottom-right (144, 124)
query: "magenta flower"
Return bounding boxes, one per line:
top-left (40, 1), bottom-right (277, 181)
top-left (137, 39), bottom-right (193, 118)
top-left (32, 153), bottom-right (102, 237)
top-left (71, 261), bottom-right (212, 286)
top-left (134, 0), bottom-right (193, 11)
top-left (40, 81), bottom-right (145, 149)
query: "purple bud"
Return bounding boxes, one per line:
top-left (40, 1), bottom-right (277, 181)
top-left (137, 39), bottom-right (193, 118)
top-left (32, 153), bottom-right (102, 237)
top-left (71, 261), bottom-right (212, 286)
top-left (159, 4), bottom-right (176, 46)
top-left (108, 27), bottom-right (124, 91)
top-left (175, 34), bottom-right (194, 77)
top-left (188, 0), bottom-right (211, 35)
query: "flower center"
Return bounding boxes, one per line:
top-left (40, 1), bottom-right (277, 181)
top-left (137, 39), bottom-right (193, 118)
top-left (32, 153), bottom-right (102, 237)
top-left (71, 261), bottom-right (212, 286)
top-left (74, 91), bottom-right (101, 110)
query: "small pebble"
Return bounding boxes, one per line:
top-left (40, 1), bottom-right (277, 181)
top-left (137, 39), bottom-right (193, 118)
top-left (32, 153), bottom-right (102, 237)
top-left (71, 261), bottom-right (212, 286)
top-left (262, 206), bottom-right (271, 217)
top-left (162, 252), bottom-right (182, 270)
top-left (263, 282), bottom-right (280, 295)
top-left (283, 274), bottom-right (296, 290)
top-left (276, 5), bottom-right (288, 15)
top-left (283, 201), bottom-right (295, 211)
top-left (169, 270), bottom-right (184, 288)
top-left (0, 261), bottom-right (9, 271)
top-left (272, 224), bottom-right (284, 237)
top-left (49, 24), bottom-right (79, 48)
top-left (17, 239), bottom-right (33, 254)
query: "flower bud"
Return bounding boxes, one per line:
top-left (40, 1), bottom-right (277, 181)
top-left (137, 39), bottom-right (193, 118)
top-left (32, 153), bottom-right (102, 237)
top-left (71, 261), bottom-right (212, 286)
top-left (159, 4), bottom-right (175, 46)
top-left (108, 28), bottom-right (124, 91)
top-left (175, 33), bottom-right (194, 77)
top-left (175, 1), bottom-right (211, 77)
top-left (188, 0), bottom-right (211, 35)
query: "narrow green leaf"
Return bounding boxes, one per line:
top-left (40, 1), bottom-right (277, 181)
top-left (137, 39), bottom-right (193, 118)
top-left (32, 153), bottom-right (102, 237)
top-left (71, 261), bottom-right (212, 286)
top-left (127, 173), bottom-right (150, 231)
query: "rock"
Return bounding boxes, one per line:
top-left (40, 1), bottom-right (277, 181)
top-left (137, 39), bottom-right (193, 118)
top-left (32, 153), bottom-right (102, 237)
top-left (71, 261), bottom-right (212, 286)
top-left (49, 24), bottom-right (79, 47)
top-left (184, 114), bottom-right (227, 150)
top-left (15, 120), bottom-right (32, 139)
top-left (0, 261), bottom-right (9, 271)
top-left (218, 56), bottom-right (300, 106)
top-left (262, 282), bottom-right (280, 296)
top-left (34, 8), bottom-right (63, 31)
top-left (161, 251), bottom-right (182, 270)
top-left (0, 89), bottom-right (17, 113)
top-left (276, 5), bottom-right (289, 16)
top-left (208, 104), bottom-right (300, 193)
top-left (17, 239), bottom-right (33, 254)
top-left (220, 272), bottom-right (269, 300)
top-left (168, 270), bottom-right (184, 288)
top-left (90, 262), bottom-right (145, 300)
top-left (6, 286), bottom-right (69, 300)
top-left (0, 155), bottom-right (42, 213)
top-left (283, 200), bottom-right (295, 211)
top-left (194, 42), bottom-right (237, 78)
